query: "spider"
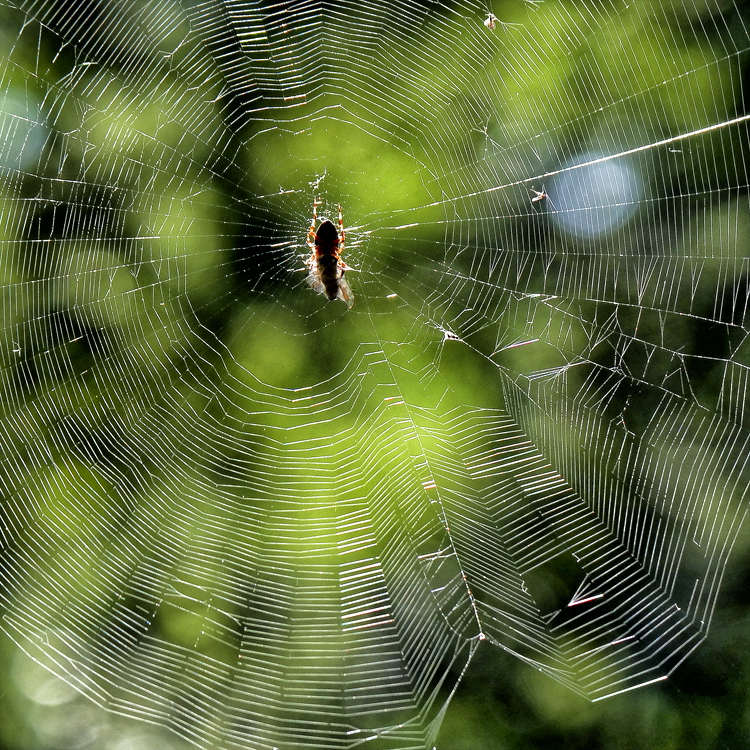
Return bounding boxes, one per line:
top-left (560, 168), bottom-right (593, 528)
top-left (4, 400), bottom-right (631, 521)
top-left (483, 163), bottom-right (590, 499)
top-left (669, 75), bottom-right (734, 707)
top-left (305, 200), bottom-right (354, 308)
top-left (484, 12), bottom-right (497, 29)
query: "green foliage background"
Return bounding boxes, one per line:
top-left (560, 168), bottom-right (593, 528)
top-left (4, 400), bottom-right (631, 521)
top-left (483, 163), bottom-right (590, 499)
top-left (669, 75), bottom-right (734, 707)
top-left (0, 0), bottom-right (749, 748)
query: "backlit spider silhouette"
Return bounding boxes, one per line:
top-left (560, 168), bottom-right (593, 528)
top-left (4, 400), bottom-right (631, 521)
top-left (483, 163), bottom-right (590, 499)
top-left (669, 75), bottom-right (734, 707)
top-left (305, 201), bottom-right (354, 308)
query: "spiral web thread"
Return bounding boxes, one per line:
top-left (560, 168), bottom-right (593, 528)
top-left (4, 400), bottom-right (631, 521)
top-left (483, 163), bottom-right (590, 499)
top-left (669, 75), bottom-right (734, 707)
top-left (0, 0), bottom-right (748, 748)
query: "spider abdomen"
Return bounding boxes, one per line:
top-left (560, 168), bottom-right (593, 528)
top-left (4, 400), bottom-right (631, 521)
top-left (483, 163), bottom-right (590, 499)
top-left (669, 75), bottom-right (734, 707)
top-left (312, 253), bottom-right (343, 301)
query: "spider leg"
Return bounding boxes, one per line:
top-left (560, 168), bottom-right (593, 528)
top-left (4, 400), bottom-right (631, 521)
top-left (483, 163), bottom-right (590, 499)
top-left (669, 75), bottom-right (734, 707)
top-left (337, 203), bottom-right (345, 248)
top-left (307, 200), bottom-right (321, 249)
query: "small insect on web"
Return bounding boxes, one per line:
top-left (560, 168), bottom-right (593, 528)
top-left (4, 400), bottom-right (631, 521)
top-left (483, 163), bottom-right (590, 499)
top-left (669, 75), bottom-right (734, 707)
top-left (483, 11), bottom-right (517, 30)
top-left (305, 200), bottom-right (354, 308)
top-left (530, 185), bottom-right (557, 211)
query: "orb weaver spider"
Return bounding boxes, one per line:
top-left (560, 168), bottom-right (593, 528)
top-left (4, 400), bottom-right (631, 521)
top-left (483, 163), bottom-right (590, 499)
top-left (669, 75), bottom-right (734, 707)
top-left (305, 200), bottom-right (354, 309)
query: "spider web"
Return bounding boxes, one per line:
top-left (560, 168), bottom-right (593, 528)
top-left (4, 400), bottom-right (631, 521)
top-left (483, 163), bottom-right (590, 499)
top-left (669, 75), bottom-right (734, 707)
top-left (0, 0), bottom-right (748, 748)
